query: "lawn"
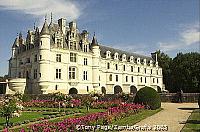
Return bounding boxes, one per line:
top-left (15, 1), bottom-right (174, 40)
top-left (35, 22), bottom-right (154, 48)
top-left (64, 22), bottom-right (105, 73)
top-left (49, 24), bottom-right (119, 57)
top-left (112, 108), bottom-right (162, 126)
top-left (0, 111), bottom-right (59, 130)
top-left (6, 108), bottom-right (105, 131)
top-left (181, 109), bottom-right (200, 132)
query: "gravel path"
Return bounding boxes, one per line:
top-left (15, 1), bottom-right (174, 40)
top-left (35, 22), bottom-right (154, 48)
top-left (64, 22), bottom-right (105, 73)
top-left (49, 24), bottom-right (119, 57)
top-left (122, 103), bottom-right (198, 132)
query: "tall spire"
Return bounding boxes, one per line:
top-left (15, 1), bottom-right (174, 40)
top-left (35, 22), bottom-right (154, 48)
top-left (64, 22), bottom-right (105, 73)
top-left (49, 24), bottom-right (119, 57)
top-left (50, 12), bottom-right (52, 23)
top-left (40, 15), bottom-right (50, 35)
top-left (91, 32), bottom-right (98, 46)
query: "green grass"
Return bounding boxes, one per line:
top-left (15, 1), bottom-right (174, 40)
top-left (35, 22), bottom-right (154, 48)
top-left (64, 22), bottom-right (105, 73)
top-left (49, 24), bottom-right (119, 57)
top-left (112, 108), bottom-right (162, 125)
top-left (8, 108), bottom-right (105, 131)
top-left (181, 109), bottom-right (200, 132)
top-left (0, 111), bottom-right (58, 130)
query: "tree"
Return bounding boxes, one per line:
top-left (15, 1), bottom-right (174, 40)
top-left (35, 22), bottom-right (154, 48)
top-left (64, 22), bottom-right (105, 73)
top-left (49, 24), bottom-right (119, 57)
top-left (0, 97), bottom-right (19, 127)
top-left (156, 50), bottom-right (173, 91)
top-left (171, 52), bottom-right (200, 93)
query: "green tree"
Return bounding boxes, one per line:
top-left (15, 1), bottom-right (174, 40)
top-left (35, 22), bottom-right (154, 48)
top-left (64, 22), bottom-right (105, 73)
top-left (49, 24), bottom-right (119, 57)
top-left (0, 97), bottom-right (19, 127)
top-left (156, 50), bottom-right (173, 92)
top-left (171, 52), bottom-right (200, 93)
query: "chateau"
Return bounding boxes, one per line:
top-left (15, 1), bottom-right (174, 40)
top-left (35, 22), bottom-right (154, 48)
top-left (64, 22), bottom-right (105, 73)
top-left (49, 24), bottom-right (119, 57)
top-left (7, 16), bottom-right (164, 94)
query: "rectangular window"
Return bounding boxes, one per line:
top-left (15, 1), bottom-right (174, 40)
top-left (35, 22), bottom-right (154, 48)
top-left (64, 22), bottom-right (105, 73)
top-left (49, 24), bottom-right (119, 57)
top-left (84, 58), bottom-right (88, 65)
top-left (131, 66), bottom-right (133, 72)
top-left (156, 70), bottom-right (158, 75)
top-left (73, 42), bottom-right (76, 50)
top-left (34, 55), bottom-right (37, 62)
top-left (145, 68), bottom-right (147, 74)
top-left (145, 77), bottom-right (147, 83)
top-left (40, 55), bottom-right (42, 60)
top-left (56, 69), bottom-right (61, 79)
top-left (153, 78), bottom-right (155, 83)
top-left (69, 67), bottom-right (76, 79)
top-left (126, 76), bottom-right (128, 82)
top-left (141, 77), bottom-right (142, 83)
top-left (70, 53), bottom-right (77, 62)
top-left (34, 69), bottom-right (37, 79)
top-left (115, 64), bottom-right (118, 70)
top-left (87, 86), bottom-right (89, 92)
top-left (83, 45), bottom-right (88, 52)
top-left (107, 63), bottom-right (110, 69)
top-left (83, 71), bottom-right (88, 80)
top-left (116, 75), bottom-right (118, 82)
top-left (39, 73), bottom-right (41, 78)
top-left (157, 78), bottom-right (159, 83)
top-left (151, 69), bottom-right (153, 74)
top-left (131, 76), bottom-right (134, 82)
top-left (70, 42), bottom-right (73, 49)
top-left (123, 65), bottom-right (126, 71)
top-left (109, 74), bottom-right (112, 81)
top-left (138, 67), bottom-right (140, 72)
top-left (56, 54), bottom-right (61, 62)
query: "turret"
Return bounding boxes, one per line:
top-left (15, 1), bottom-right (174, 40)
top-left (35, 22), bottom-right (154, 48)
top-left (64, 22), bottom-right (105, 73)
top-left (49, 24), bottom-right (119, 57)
top-left (12, 36), bottom-right (19, 58)
top-left (91, 33), bottom-right (100, 57)
top-left (91, 33), bottom-right (100, 92)
top-left (39, 17), bottom-right (51, 93)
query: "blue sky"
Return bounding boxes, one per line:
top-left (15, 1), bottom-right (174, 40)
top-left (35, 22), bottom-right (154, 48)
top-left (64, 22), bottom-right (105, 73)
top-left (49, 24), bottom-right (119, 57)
top-left (0, 0), bottom-right (199, 76)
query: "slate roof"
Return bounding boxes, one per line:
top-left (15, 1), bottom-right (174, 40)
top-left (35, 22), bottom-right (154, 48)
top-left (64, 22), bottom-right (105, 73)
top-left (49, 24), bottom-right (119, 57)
top-left (99, 45), bottom-right (154, 62)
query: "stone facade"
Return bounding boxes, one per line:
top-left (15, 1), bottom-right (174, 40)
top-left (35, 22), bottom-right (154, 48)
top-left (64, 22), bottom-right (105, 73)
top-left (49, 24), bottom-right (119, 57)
top-left (8, 17), bottom-right (164, 94)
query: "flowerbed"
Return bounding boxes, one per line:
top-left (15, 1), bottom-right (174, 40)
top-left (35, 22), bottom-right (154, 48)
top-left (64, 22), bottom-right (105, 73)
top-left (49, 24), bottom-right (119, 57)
top-left (22, 99), bottom-right (81, 108)
top-left (12, 103), bottom-right (144, 131)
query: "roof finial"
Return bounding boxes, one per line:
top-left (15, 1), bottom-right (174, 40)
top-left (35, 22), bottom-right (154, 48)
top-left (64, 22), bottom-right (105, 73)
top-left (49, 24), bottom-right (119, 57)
top-left (34, 22), bottom-right (36, 30)
top-left (51, 12), bottom-right (53, 23)
top-left (45, 14), bottom-right (47, 22)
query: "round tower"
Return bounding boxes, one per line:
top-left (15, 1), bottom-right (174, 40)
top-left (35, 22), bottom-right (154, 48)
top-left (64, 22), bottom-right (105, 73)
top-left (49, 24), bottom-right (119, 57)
top-left (91, 33), bottom-right (101, 92)
top-left (38, 17), bottom-right (51, 94)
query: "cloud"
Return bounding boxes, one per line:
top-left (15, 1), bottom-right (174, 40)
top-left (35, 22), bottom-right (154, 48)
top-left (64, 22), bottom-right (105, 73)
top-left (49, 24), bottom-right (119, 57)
top-left (158, 22), bottom-right (200, 52)
top-left (0, 0), bottom-right (81, 20)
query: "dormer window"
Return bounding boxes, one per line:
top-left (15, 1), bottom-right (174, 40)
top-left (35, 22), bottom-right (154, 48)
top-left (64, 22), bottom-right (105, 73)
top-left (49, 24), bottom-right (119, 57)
top-left (137, 58), bottom-right (140, 64)
top-left (130, 56), bottom-right (134, 62)
top-left (122, 54), bottom-right (126, 61)
top-left (106, 51), bottom-right (111, 59)
top-left (114, 53), bottom-right (119, 60)
top-left (143, 59), bottom-right (147, 65)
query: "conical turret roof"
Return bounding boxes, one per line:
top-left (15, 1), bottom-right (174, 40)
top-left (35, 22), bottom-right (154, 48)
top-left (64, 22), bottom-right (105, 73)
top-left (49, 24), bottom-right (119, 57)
top-left (12, 37), bottom-right (19, 48)
top-left (91, 33), bottom-right (98, 46)
top-left (40, 18), bottom-right (50, 35)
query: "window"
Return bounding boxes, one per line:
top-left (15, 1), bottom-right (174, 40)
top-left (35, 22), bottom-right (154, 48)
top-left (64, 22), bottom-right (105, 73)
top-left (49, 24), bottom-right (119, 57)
top-left (55, 85), bottom-right (58, 90)
top-left (131, 76), bottom-right (134, 82)
top-left (153, 78), bottom-right (155, 83)
top-left (138, 67), bottom-right (140, 72)
top-left (157, 78), bottom-right (159, 83)
top-left (156, 70), bottom-right (158, 75)
top-left (34, 54), bottom-right (37, 62)
top-left (34, 69), bottom-right (37, 79)
top-left (56, 54), bottom-right (61, 62)
top-left (109, 74), bottom-right (112, 81)
top-left (151, 69), bottom-right (153, 74)
top-left (70, 53), bottom-right (77, 62)
top-left (123, 65), bottom-right (126, 71)
top-left (40, 55), bottom-right (42, 60)
top-left (87, 86), bottom-right (89, 92)
top-left (144, 68), bottom-right (147, 74)
top-left (83, 45), bottom-right (88, 52)
top-left (115, 64), bottom-right (118, 70)
top-left (69, 67), bottom-right (76, 79)
top-left (131, 66), bottom-right (133, 72)
top-left (57, 39), bottom-right (61, 47)
top-left (116, 75), bottom-right (118, 82)
top-left (84, 58), bottom-right (87, 65)
top-left (39, 73), bottom-right (41, 78)
top-left (126, 76), bottom-right (128, 82)
top-left (70, 42), bottom-right (73, 49)
top-left (145, 77), bottom-right (147, 83)
top-left (83, 71), bottom-right (88, 80)
top-left (107, 63), bottom-right (110, 69)
top-left (73, 42), bottom-right (76, 50)
top-left (140, 77), bottom-right (142, 83)
top-left (56, 69), bottom-right (61, 79)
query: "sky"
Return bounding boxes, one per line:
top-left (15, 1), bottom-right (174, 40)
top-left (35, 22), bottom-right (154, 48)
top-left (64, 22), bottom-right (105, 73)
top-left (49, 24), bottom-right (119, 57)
top-left (0, 0), bottom-right (199, 76)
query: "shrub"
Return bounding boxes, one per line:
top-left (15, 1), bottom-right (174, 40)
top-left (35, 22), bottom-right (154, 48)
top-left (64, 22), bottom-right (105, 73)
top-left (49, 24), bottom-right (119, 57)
top-left (134, 86), bottom-right (161, 110)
